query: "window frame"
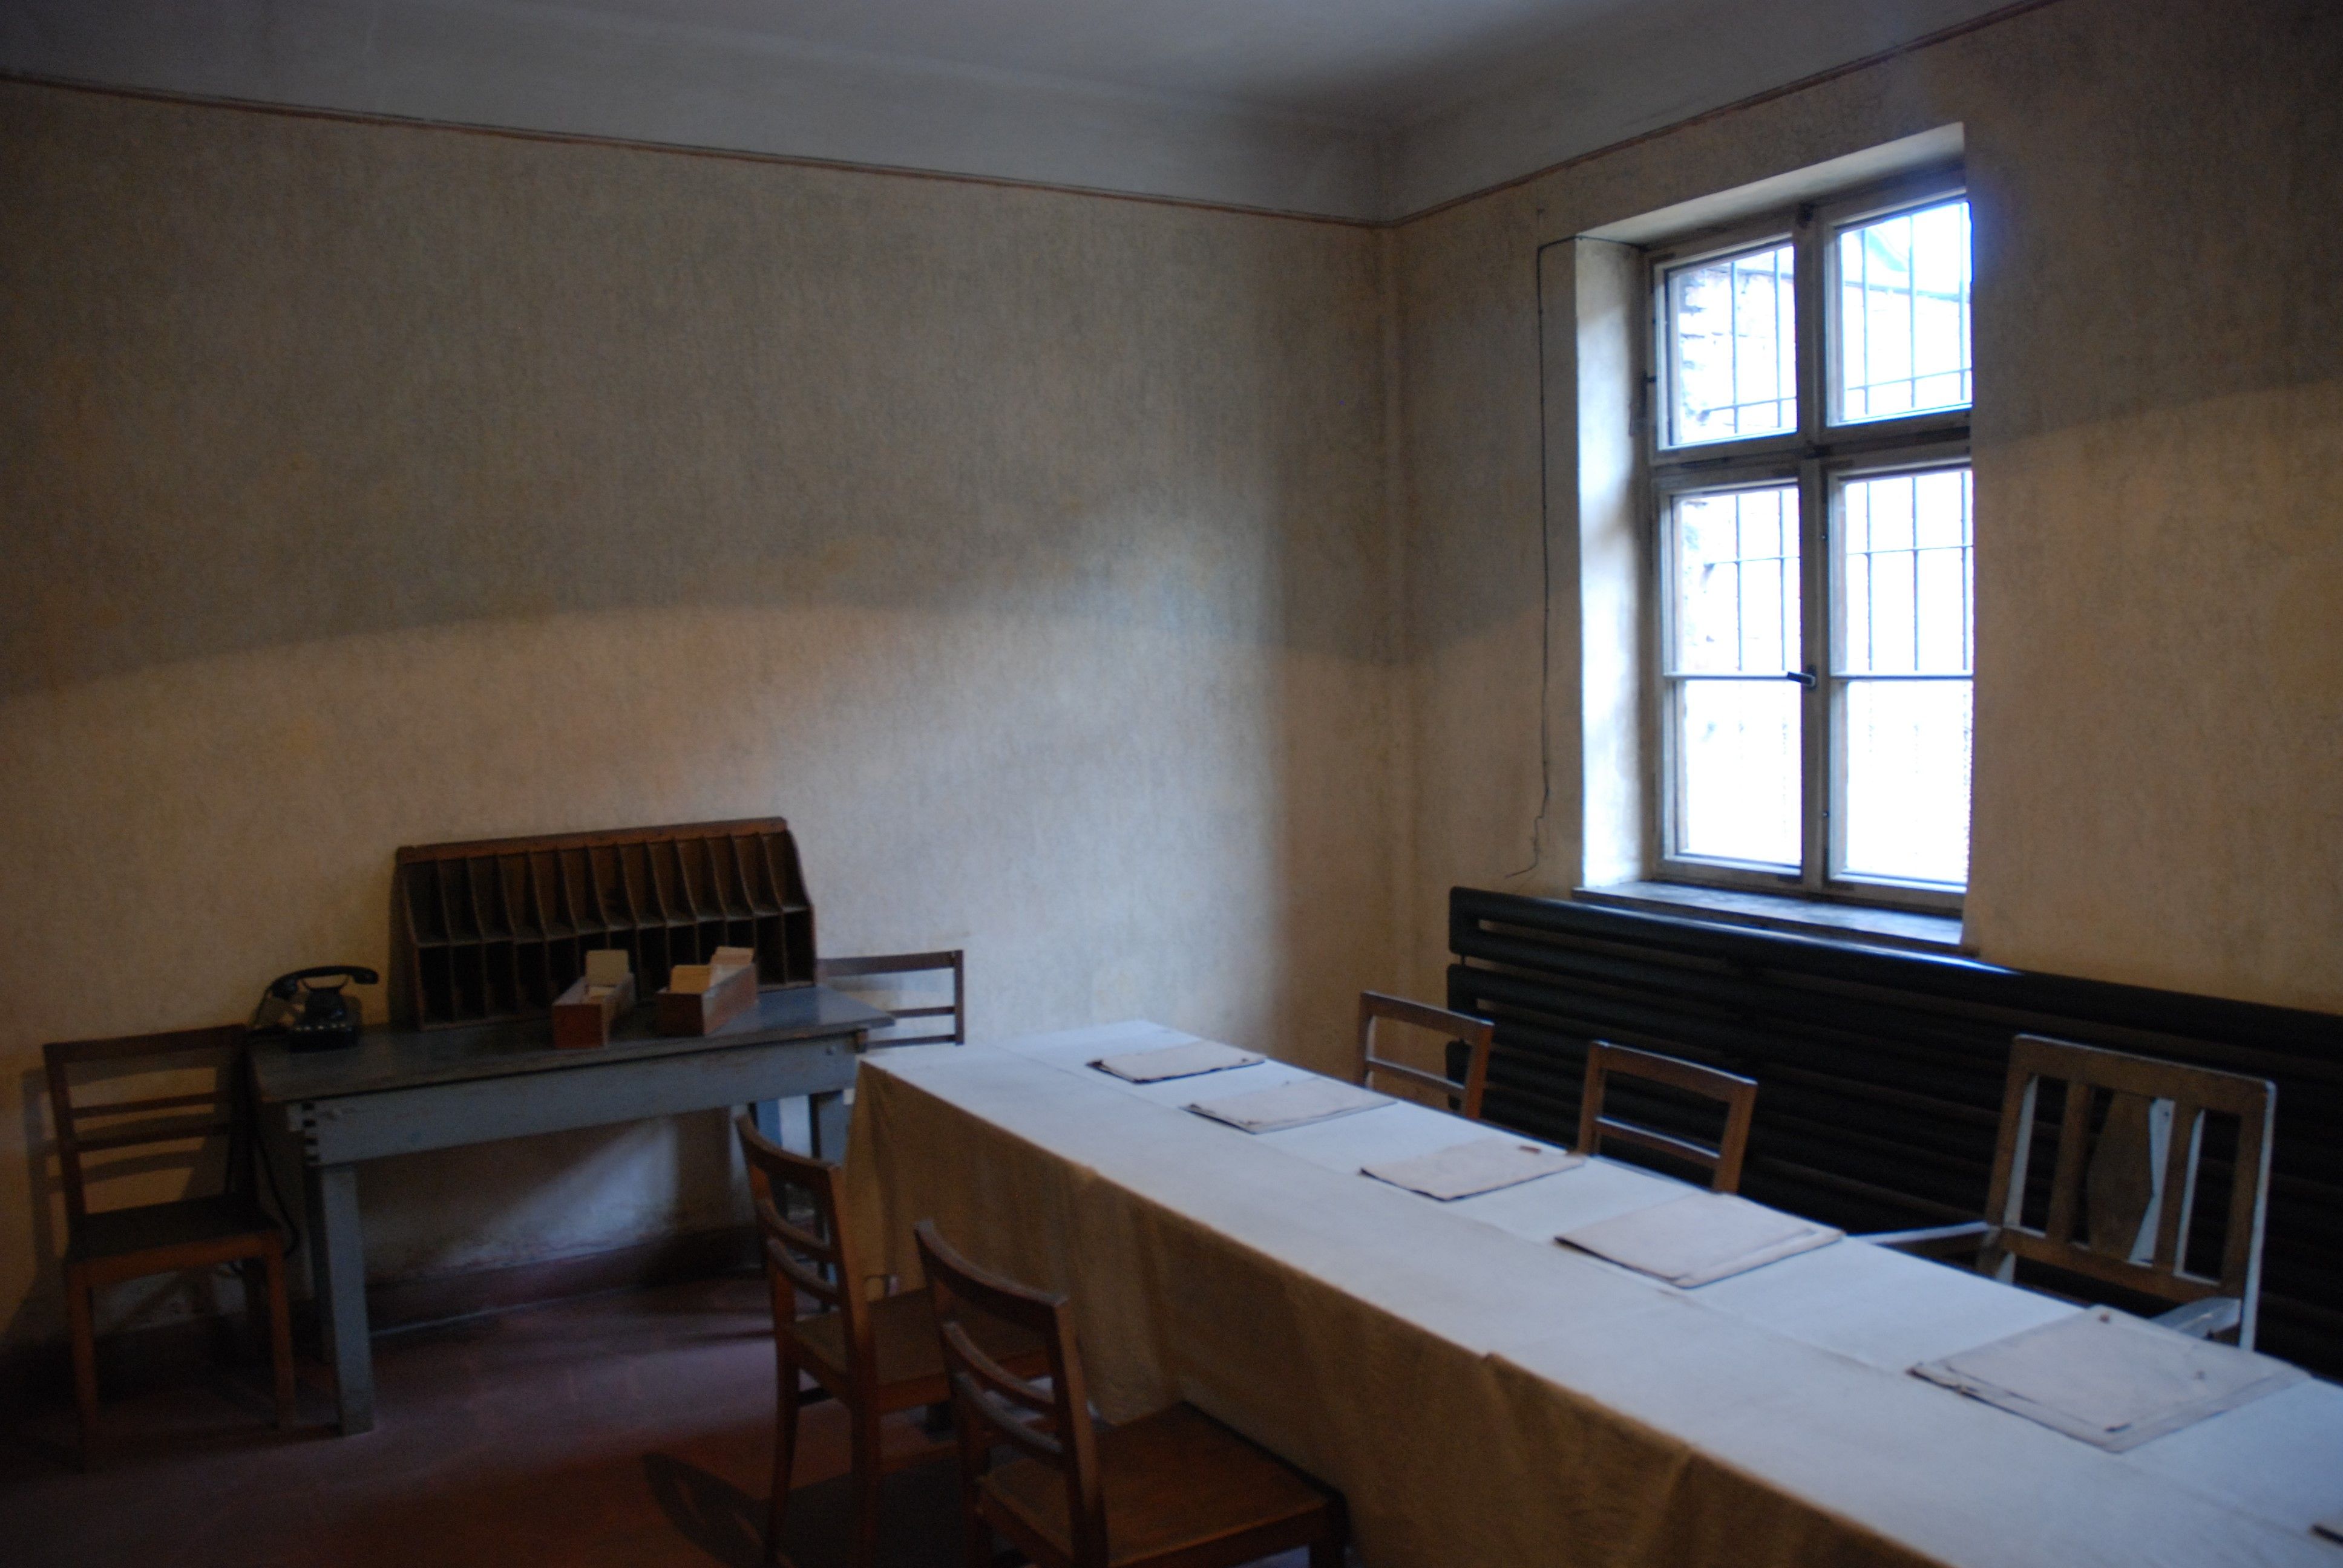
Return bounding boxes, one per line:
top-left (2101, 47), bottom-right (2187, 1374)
top-left (1641, 165), bottom-right (1971, 913)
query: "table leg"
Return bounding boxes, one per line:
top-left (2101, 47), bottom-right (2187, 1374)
top-left (810, 1090), bottom-right (850, 1161)
top-left (304, 1161), bottom-right (374, 1434)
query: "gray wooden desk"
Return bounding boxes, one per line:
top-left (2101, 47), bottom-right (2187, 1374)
top-left (251, 984), bottom-right (887, 1434)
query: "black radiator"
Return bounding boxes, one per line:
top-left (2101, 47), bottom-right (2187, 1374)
top-left (1446, 886), bottom-right (2343, 1376)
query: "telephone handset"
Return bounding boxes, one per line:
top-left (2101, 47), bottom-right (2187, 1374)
top-left (251, 965), bottom-right (379, 1052)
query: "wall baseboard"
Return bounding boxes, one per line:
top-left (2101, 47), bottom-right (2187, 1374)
top-left (1, 1224), bottom-right (757, 1412)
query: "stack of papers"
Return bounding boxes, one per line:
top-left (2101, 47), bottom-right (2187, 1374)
top-left (1188, 1078), bottom-right (1389, 1133)
top-left (1911, 1305), bottom-right (2307, 1451)
top-left (1558, 1194), bottom-right (1841, 1287)
top-left (1363, 1138), bottom-right (1583, 1201)
top-left (1092, 1041), bottom-right (1263, 1083)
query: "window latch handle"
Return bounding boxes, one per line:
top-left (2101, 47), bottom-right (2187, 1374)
top-left (1785, 668), bottom-right (1817, 688)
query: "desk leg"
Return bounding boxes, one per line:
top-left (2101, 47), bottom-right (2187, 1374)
top-left (304, 1162), bottom-right (374, 1435)
top-left (810, 1091), bottom-right (850, 1161)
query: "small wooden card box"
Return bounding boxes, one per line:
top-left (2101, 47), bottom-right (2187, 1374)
top-left (551, 950), bottom-right (636, 1049)
top-left (657, 947), bottom-right (758, 1037)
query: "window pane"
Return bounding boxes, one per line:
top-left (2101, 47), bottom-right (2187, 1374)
top-left (1842, 679), bottom-right (1971, 884)
top-left (1676, 680), bottom-right (1801, 867)
top-left (1667, 243), bottom-right (1795, 446)
top-left (1671, 486), bottom-right (1800, 675)
top-left (1835, 198), bottom-right (1971, 423)
top-left (1838, 468), bottom-right (1971, 676)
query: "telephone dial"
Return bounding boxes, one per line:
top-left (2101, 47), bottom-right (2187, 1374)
top-left (251, 965), bottom-right (379, 1052)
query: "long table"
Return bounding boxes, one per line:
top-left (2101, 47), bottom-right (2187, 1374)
top-left (844, 1022), bottom-right (2343, 1568)
top-left (253, 983), bottom-right (888, 1434)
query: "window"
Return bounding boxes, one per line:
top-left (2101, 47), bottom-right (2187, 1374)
top-left (1646, 172), bottom-right (1971, 906)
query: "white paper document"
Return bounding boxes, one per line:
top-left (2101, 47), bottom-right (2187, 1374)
top-left (1364, 1138), bottom-right (1584, 1201)
top-left (1188, 1077), bottom-right (1389, 1134)
top-left (1911, 1305), bottom-right (2308, 1452)
top-left (1092, 1040), bottom-right (1264, 1083)
top-left (1558, 1193), bottom-right (1841, 1287)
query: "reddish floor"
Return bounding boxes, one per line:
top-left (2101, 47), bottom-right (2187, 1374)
top-left (4, 1276), bottom-right (1329, 1567)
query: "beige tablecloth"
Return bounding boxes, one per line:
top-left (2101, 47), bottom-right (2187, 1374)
top-left (844, 1023), bottom-right (2343, 1568)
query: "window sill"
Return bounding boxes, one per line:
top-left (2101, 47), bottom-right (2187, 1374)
top-left (1574, 880), bottom-right (1969, 955)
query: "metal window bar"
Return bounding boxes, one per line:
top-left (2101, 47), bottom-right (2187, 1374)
top-left (1648, 178), bottom-right (1971, 906)
top-left (1841, 205), bottom-right (1971, 419)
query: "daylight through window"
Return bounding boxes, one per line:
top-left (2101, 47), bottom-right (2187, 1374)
top-left (1648, 173), bottom-right (1973, 903)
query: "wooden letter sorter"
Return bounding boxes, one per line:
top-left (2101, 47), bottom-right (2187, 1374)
top-left (392, 818), bottom-right (816, 1030)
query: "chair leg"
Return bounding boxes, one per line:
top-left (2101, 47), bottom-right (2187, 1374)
top-left (64, 1266), bottom-right (101, 1467)
top-left (850, 1408), bottom-right (883, 1568)
top-left (260, 1247), bottom-right (297, 1429)
top-left (958, 1485), bottom-right (994, 1568)
top-left (1308, 1505), bottom-right (1349, 1568)
top-left (767, 1354), bottom-right (801, 1566)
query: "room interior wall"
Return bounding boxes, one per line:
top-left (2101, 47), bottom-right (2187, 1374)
top-left (6, 0), bottom-right (2338, 1372)
top-left (0, 80), bottom-right (1403, 1351)
top-left (1392, 0), bottom-right (2343, 1016)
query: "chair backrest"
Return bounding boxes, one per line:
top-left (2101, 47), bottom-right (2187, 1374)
top-left (733, 1114), bottom-right (876, 1387)
top-left (43, 1025), bottom-right (250, 1229)
top-left (1357, 991), bottom-right (1495, 1120)
top-left (1983, 1034), bottom-right (2273, 1344)
top-left (1577, 1040), bottom-right (1758, 1194)
top-left (915, 1219), bottom-right (1107, 1568)
top-left (817, 950), bottom-right (965, 1047)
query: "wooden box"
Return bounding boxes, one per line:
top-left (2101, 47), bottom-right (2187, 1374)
top-left (550, 971), bottom-right (635, 1050)
top-left (655, 948), bottom-right (758, 1037)
top-left (391, 818), bottom-right (816, 1030)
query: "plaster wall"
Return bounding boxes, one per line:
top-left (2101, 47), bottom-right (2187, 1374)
top-left (0, 82), bottom-right (1403, 1348)
top-left (1392, 0), bottom-right (2343, 1011)
top-left (0, 0), bottom-right (1391, 220)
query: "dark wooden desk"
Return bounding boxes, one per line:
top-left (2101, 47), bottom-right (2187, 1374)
top-left (251, 984), bottom-right (887, 1433)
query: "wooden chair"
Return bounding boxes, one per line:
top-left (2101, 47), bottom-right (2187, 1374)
top-left (817, 950), bottom-right (965, 1047)
top-left (1356, 991), bottom-right (1495, 1120)
top-left (1576, 1040), bottom-right (1758, 1194)
top-left (43, 1024), bottom-right (296, 1461)
top-left (914, 1220), bottom-right (1346, 1568)
top-left (735, 1114), bottom-right (1044, 1568)
top-left (1866, 1034), bottom-right (2275, 1347)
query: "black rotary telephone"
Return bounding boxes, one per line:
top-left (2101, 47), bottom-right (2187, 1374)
top-left (251, 965), bottom-right (379, 1052)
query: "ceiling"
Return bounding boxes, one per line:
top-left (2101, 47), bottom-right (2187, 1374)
top-left (1, 0), bottom-right (2019, 220)
top-left (529, 0), bottom-right (1657, 125)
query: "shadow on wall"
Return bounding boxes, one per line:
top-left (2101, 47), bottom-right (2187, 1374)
top-left (0, 79), bottom-right (1395, 702)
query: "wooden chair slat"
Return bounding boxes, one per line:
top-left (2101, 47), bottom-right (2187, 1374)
top-left (1356, 991), bottom-right (1494, 1120)
top-left (68, 1091), bottom-right (224, 1120)
top-left (2149, 1102), bottom-right (2203, 1272)
top-left (41, 1023), bottom-right (295, 1459)
top-left (2041, 1073), bottom-right (2096, 1249)
top-left (1576, 1040), bottom-right (1758, 1195)
top-left (759, 1229), bottom-right (844, 1309)
top-left (1592, 1117), bottom-right (1721, 1168)
top-left (1875, 1034), bottom-right (2276, 1348)
top-left (737, 1111), bottom-right (1049, 1568)
top-left (70, 1114), bottom-right (237, 1154)
top-left (816, 950), bottom-right (959, 979)
top-left (816, 950), bottom-right (966, 1046)
top-left (916, 1219), bottom-right (1346, 1568)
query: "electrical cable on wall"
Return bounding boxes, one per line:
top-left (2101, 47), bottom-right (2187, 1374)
top-left (1512, 241), bottom-right (1562, 880)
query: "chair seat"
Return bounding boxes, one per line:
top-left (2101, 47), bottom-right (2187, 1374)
top-left (980, 1403), bottom-right (1335, 1567)
top-left (788, 1289), bottom-right (1043, 1406)
top-left (65, 1193), bottom-right (280, 1267)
